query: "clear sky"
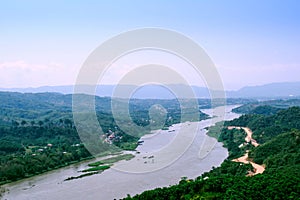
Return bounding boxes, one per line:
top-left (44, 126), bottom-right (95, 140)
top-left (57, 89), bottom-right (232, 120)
top-left (0, 0), bottom-right (299, 90)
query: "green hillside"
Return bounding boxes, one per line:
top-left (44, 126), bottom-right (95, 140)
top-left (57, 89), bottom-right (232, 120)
top-left (232, 99), bottom-right (300, 114)
top-left (0, 92), bottom-right (209, 184)
top-left (124, 107), bottom-right (300, 199)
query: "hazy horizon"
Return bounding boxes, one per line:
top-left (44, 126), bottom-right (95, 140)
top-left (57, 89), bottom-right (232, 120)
top-left (1, 81), bottom-right (300, 92)
top-left (1, 1), bottom-right (299, 90)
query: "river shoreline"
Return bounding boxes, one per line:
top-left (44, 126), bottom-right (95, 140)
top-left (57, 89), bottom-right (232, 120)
top-left (2, 105), bottom-right (240, 200)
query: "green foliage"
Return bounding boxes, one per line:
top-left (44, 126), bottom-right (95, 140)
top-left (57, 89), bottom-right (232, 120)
top-left (123, 165), bottom-right (300, 200)
top-left (124, 106), bottom-right (300, 200)
top-left (232, 99), bottom-right (300, 114)
top-left (81, 165), bottom-right (110, 172)
top-left (233, 105), bottom-right (282, 115)
top-left (216, 128), bottom-right (248, 159)
top-left (64, 172), bottom-right (99, 181)
top-left (202, 160), bottom-right (253, 177)
top-left (0, 143), bottom-right (92, 183)
top-left (88, 154), bottom-right (134, 167)
top-left (124, 142), bottom-right (300, 200)
top-left (0, 91), bottom-right (210, 184)
top-left (249, 130), bottom-right (300, 166)
top-left (128, 98), bottom-right (210, 127)
top-left (227, 106), bottom-right (300, 143)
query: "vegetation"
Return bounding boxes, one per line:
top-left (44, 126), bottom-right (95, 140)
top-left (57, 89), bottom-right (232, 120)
top-left (0, 92), bottom-right (210, 184)
top-left (124, 106), bottom-right (300, 199)
top-left (64, 172), bottom-right (99, 181)
top-left (81, 165), bottom-right (110, 172)
top-left (64, 154), bottom-right (135, 181)
top-left (207, 123), bottom-right (254, 159)
top-left (3, 91), bottom-right (299, 198)
top-left (249, 130), bottom-right (300, 166)
top-left (87, 154), bottom-right (134, 167)
top-left (228, 106), bottom-right (300, 143)
top-left (232, 98), bottom-right (300, 114)
top-left (197, 98), bottom-right (255, 109)
top-left (0, 123), bottom-right (93, 184)
top-left (123, 164), bottom-right (300, 200)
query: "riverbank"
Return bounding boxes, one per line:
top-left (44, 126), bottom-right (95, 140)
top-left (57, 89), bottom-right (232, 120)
top-left (0, 149), bottom-right (125, 186)
top-left (64, 154), bottom-right (135, 181)
top-left (2, 105), bottom-right (240, 200)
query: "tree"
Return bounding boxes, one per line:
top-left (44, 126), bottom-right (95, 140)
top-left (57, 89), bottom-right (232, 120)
top-left (12, 120), bottom-right (19, 127)
top-left (21, 120), bottom-right (27, 126)
top-left (38, 120), bottom-right (44, 127)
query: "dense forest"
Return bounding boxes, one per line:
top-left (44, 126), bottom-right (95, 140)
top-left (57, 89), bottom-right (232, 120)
top-left (124, 106), bottom-right (300, 199)
top-left (0, 92), bottom-right (213, 184)
top-left (232, 98), bottom-right (300, 114)
top-left (3, 91), bottom-right (298, 198)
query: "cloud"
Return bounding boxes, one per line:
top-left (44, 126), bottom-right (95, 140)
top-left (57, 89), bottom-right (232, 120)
top-left (0, 60), bottom-right (76, 88)
top-left (0, 60), bottom-right (48, 71)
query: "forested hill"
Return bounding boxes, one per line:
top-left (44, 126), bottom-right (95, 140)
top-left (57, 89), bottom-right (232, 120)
top-left (0, 92), bottom-right (106, 124)
top-left (2, 82), bottom-right (300, 98)
top-left (232, 98), bottom-right (300, 115)
top-left (0, 91), bottom-right (212, 123)
top-left (228, 106), bottom-right (300, 143)
top-left (0, 92), bottom-right (209, 184)
top-left (124, 106), bottom-right (300, 199)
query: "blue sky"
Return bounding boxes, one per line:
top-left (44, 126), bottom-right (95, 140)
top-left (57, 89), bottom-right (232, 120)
top-left (0, 0), bottom-right (300, 90)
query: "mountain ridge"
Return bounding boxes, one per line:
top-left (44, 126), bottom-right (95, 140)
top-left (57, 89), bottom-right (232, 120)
top-left (1, 82), bottom-right (300, 99)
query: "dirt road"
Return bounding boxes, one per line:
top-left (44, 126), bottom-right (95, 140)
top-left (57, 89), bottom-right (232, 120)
top-left (228, 126), bottom-right (265, 175)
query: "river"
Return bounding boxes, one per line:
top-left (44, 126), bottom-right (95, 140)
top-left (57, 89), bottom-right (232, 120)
top-left (2, 105), bottom-right (240, 200)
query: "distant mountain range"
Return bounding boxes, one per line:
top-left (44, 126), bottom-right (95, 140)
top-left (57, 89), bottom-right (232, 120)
top-left (1, 82), bottom-right (300, 99)
top-left (227, 82), bottom-right (300, 98)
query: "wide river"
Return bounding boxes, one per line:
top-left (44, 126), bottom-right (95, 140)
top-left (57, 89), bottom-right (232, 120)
top-left (2, 105), bottom-right (240, 200)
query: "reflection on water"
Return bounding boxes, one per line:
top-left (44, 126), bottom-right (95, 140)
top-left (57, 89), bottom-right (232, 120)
top-left (2, 105), bottom-right (240, 200)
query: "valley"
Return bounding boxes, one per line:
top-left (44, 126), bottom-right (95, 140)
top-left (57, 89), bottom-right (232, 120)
top-left (0, 91), bottom-right (300, 199)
